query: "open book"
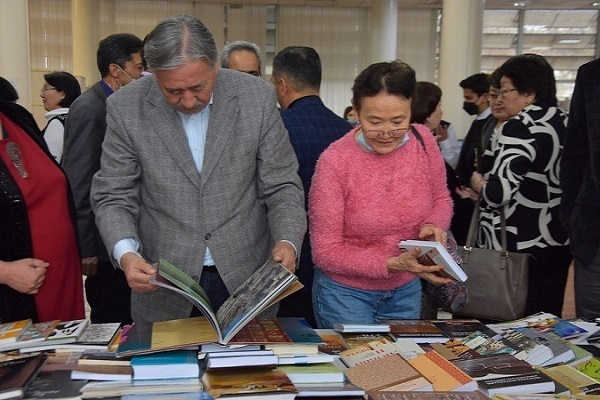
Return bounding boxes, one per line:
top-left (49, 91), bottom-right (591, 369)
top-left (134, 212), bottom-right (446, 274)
top-left (397, 240), bottom-right (468, 282)
top-left (150, 258), bottom-right (303, 345)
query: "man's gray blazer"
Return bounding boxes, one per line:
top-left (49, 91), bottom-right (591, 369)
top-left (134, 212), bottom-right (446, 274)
top-left (91, 69), bottom-right (306, 323)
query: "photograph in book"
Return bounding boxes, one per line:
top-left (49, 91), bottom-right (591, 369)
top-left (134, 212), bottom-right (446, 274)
top-left (150, 258), bottom-right (302, 345)
top-left (397, 240), bottom-right (467, 282)
top-left (513, 327), bottom-right (575, 366)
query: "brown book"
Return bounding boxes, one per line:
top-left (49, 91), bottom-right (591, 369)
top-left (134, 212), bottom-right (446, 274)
top-left (407, 350), bottom-right (478, 392)
top-left (315, 329), bottom-right (349, 355)
top-left (0, 353), bottom-right (47, 399)
top-left (71, 363), bottom-right (133, 381)
top-left (343, 353), bottom-right (433, 392)
top-left (381, 319), bottom-right (449, 343)
top-left (202, 367), bottom-right (297, 399)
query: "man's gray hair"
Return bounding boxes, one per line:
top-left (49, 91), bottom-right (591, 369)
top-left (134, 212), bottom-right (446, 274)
top-left (221, 40), bottom-right (262, 69)
top-left (144, 14), bottom-right (218, 71)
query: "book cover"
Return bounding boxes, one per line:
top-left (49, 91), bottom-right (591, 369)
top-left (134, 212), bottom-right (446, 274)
top-left (130, 349), bottom-right (200, 380)
top-left (45, 319), bottom-right (89, 344)
top-left (77, 322), bottom-right (121, 345)
top-left (397, 240), bottom-right (467, 282)
top-left (229, 318), bottom-right (292, 344)
top-left (0, 320), bottom-right (60, 352)
top-left (495, 328), bottom-right (553, 366)
top-left (407, 350), bottom-right (478, 392)
top-left (453, 353), bottom-right (555, 397)
top-left (487, 312), bottom-right (588, 340)
top-left (431, 319), bottom-right (498, 339)
top-left (340, 340), bottom-right (404, 368)
top-left (343, 353), bottom-right (433, 392)
top-left (367, 391), bottom-right (490, 400)
top-left (341, 332), bottom-right (393, 349)
top-left (0, 319), bottom-right (32, 345)
top-left (382, 319), bottom-right (449, 343)
top-left (117, 316), bottom-right (218, 357)
top-left (545, 332), bottom-right (593, 366)
top-left (536, 364), bottom-right (600, 395)
top-left (460, 330), bottom-right (519, 358)
top-left (314, 329), bottom-right (349, 355)
top-left (0, 353), bottom-right (47, 399)
top-left (24, 370), bottom-right (88, 399)
top-left (150, 258), bottom-right (302, 345)
top-left (575, 358), bottom-right (600, 382)
top-left (514, 327), bottom-right (575, 366)
top-left (278, 362), bottom-right (345, 384)
top-left (202, 367), bottom-right (297, 399)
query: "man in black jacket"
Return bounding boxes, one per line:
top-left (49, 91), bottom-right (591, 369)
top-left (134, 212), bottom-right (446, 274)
top-left (560, 58), bottom-right (600, 320)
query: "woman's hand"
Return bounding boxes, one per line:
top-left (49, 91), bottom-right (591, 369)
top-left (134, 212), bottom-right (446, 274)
top-left (387, 249), bottom-right (454, 285)
top-left (471, 172), bottom-right (486, 194)
top-left (419, 223), bottom-right (447, 245)
top-left (0, 259), bottom-right (48, 294)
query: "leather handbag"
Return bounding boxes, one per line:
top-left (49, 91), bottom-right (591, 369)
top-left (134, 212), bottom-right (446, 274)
top-left (458, 201), bottom-right (529, 321)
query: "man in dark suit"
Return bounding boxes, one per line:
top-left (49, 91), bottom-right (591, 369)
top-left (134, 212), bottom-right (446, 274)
top-left (91, 15), bottom-right (306, 323)
top-left (62, 33), bottom-right (144, 324)
top-left (560, 58), bottom-right (600, 319)
top-left (456, 73), bottom-right (491, 186)
top-left (271, 46), bottom-right (351, 326)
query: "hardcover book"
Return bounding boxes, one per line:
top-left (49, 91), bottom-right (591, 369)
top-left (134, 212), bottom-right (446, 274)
top-left (150, 258), bottom-right (302, 345)
top-left (202, 367), bottom-right (297, 399)
top-left (431, 319), bottom-right (498, 339)
top-left (382, 319), bottom-right (449, 343)
top-left (315, 329), bottom-right (349, 355)
top-left (0, 353), bottom-right (47, 400)
top-left (397, 240), bottom-right (468, 282)
top-left (205, 352), bottom-right (279, 370)
top-left (71, 363), bottom-right (133, 381)
top-left (453, 353), bottom-right (555, 397)
top-left (130, 349), bottom-right (200, 380)
top-left (266, 317), bottom-right (324, 355)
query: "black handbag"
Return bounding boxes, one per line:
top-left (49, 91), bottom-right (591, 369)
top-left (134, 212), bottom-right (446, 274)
top-left (458, 201), bottom-right (529, 321)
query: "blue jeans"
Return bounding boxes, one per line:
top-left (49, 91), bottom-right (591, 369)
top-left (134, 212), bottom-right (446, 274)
top-left (312, 269), bottom-right (421, 328)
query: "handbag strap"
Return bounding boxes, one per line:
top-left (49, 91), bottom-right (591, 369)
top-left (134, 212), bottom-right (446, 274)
top-left (465, 197), bottom-right (509, 253)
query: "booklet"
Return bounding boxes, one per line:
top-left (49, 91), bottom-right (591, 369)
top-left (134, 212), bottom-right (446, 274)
top-left (397, 240), bottom-right (468, 282)
top-left (150, 258), bottom-right (303, 345)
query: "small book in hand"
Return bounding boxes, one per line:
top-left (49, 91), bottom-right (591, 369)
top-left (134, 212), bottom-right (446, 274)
top-left (397, 240), bottom-right (468, 282)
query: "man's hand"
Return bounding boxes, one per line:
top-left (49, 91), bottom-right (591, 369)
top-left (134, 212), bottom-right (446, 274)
top-left (120, 252), bottom-right (158, 292)
top-left (0, 259), bottom-right (48, 294)
top-left (81, 256), bottom-right (99, 276)
top-left (272, 241), bottom-right (297, 273)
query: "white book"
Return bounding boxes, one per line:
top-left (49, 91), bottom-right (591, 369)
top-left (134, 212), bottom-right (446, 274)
top-left (332, 323), bottom-right (390, 333)
top-left (277, 353), bottom-right (335, 365)
top-left (397, 240), bottom-right (467, 282)
top-left (205, 353), bottom-right (279, 370)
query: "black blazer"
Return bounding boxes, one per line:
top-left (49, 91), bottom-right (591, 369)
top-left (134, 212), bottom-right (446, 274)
top-left (560, 58), bottom-right (600, 265)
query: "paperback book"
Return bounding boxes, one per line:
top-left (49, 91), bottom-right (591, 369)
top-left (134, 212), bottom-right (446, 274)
top-left (0, 319), bottom-right (32, 345)
top-left (0, 320), bottom-right (60, 352)
top-left (487, 312), bottom-right (588, 340)
top-left (202, 367), bottom-right (297, 399)
top-left (0, 353), bottom-right (47, 400)
top-left (150, 258), bottom-right (302, 345)
top-left (382, 319), bottom-right (449, 343)
top-left (315, 329), bottom-right (349, 355)
top-left (430, 319), bottom-right (498, 339)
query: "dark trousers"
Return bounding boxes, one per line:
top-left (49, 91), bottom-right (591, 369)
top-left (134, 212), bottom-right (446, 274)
top-left (190, 266), bottom-right (230, 316)
top-left (524, 245), bottom-right (572, 317)
top-left (85, 260), bottom-right (132, 324)
top-left (575, 245), bottom-right (600, 319)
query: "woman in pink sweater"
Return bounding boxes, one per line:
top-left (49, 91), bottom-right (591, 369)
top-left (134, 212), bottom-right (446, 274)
top-left (309, 61), bottom-right (453, 328)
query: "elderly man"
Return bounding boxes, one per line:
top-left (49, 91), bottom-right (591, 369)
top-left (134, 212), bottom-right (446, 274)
top-left (221, 40), bottom-right (262, 77)
top-left (91, 15), bottom-right (306, 323)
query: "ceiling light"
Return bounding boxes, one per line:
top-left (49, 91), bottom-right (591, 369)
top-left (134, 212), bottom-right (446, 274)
top-left (513, 1), bottom-right (526, 6)
top-left (559, 39), bottom-right (581, 44)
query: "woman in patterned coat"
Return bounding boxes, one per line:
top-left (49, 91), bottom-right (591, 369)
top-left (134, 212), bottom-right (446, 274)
top-left (470, 54), bottom-right (571, 317)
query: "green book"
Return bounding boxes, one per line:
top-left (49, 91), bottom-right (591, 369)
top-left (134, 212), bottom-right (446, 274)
top-left (278, 362), bottom-right (345, 384)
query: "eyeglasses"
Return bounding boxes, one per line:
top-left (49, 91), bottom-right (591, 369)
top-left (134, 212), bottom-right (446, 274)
top-left (40, 87), bottom-right (58, 93)
top-left (498, 88), bottom-right (518, 97)
top-left (246, 71), bottom-right (261, 77)
top-left (363, 127), bottom-right (410, 139)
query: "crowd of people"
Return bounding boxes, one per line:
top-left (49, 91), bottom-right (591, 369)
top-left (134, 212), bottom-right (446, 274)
top-left (0, 13), bottom-right (598, 328)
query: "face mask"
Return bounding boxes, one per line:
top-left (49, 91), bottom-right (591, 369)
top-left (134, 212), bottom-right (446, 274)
top-left (346, 118), bottom-right (358, 126)
top-left (463, 101), bottom-right (479, 116)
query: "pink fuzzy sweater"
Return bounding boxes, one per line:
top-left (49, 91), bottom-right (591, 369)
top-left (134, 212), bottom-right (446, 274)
top-left (309, 125), bottom-right (452, 291)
